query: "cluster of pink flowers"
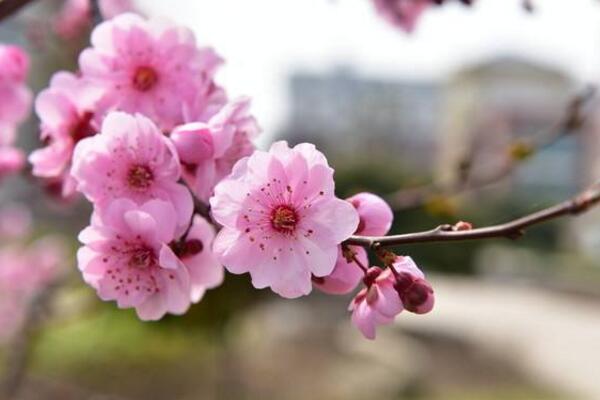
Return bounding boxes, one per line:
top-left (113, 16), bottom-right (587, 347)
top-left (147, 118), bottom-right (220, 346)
top-left (0, 45), bottom-right (31, 181)
top-left (0, 206), bottom-right (66, 343)
top-left (27, 13), bottom-right (435, 338)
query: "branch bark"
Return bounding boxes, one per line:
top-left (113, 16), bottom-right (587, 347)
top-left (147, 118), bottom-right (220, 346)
top-left (0, 0), bottom-right (36, 22)
top-left (347, 181), bottom-right (600, 249)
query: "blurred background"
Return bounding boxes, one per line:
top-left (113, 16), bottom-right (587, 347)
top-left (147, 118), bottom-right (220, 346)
top-left (2, 0), bottom-right (600, 399)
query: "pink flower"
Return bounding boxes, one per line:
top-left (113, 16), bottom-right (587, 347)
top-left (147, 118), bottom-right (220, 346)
top-left (349, 266), bottom-right (403, 340)
top-left (173, 215), bottom-right (224, 302)
top-left (372, 0), bottom-right (431, 33)
top-left (210, 141), bottom-right (359, 298)
top-left (392, 256), bottom-right (434, 314)
top-left (0, 146), bottom-right (25, 179)
top-left (347, 192), bottom-right (393, 236)
top-left (99, 0), bottom-right (140, 19)
top-left (53, 0), bottom-right (92, 40)
top-left (312, 246), bottom-right (366, 295)
top-left (29, 72), bottom-right (102, 197)
top-left (79, 13), bottom-right (223, 131)
top-left (77, 198), bottom-right (192, 320)
top-left (315, 192), bottom-right (393, 294)
top-left (0, 45), bottom-right (31, 146)
top-left (172, 97), bottom-right (260, 202)
top-left (71, 112), bottom-right (193, 229)
top-left (349, 256), bottom-right (433, 339)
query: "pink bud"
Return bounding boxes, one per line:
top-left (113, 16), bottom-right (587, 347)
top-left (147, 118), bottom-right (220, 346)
top-left (171, 123), bottom-right (215, 165)
top-left (347, 192), bottom-right (393, 236)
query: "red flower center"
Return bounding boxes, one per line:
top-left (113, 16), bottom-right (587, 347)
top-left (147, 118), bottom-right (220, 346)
top-left (127, 164), bottom-right (153, 190)
top-left (132, 66), bottom-right (158, 92)
top-left (271, 205), bottom-right (298, 233)
top-left (71, 111), bottom-right (95, 143)
top-left (128, 247), bottom-right (156, 269)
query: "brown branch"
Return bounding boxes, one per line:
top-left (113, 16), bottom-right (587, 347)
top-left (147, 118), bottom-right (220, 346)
top-left (386, 86), bottom-right (596, 211)
top-left (0, 0), bottom-right (37, 22)
top-left (347, 181), bottom-right (600, 249)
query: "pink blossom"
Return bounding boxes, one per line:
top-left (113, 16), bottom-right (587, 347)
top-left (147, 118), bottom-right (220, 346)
top-left (347, 192), bottom-right (393, 236)
top-left (71, 112), bottom-right (193, 230)
top-left (0, 45), bottom-right (31, 146)
top-left (29, 72), bottom-right (102, 196)
top-left (172, 97), bottom-right (260, 202)
top-left (0, 204), bottom-right (32, 239)
top-left (392, 256), bottom-right (434, 314)
top-left (210, 141), bottom-right (359, 298)
top-left (312, 246), bottom-right (366, 295)
top-left (349, 266), bottom-right (403, 340)
top-left (0, 146), bottom-right (25, 178)
top-left (53, 0), bottom-right (92, 40)
top-left (372, 0), bottom-right (431, 33)
top-left (77, 198), bottom-right (192, 320)
top-left (99, 0), bottom-right (140, 19)
top-left (174, 215), bottom-right (224, 303)
top-left (79, 13), bottom-right (223, 131)
top-left (315, 192), bottom-right (392, 294)
top-left (349, 256), bottom-right (433, 339)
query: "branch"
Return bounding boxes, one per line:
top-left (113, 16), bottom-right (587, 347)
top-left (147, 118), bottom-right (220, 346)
top-left (0, 275), bottom-right (66, 399)
top-left (347, 181), bottom-right (600, 249)
top-left (0, 0), bottom-right (36, 22)
top-left (386, 86), bottom-right (596, 211)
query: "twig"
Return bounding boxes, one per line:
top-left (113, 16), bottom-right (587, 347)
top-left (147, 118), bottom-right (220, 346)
top-left (347, 181), bottom-right (600, 249)
top-left (386, 86), bottom-right (596, 211)
top-left (0, 0), bottom-right (37, 22)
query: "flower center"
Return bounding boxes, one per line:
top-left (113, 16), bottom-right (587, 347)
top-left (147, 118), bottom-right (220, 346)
top-left (271, 205), bottom-right (298, 233)
top-left (71, 111), bottom-right (95, 143)
top-left (132, 66), bottom-right (158, 92)
top-left (128, 247), bottom-right (156, 269)
top-left (127, 164), bottom-right (153, 190)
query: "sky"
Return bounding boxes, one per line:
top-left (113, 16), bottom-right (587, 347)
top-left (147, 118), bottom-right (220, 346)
top-left (144, 0), bottom-right (600, 141)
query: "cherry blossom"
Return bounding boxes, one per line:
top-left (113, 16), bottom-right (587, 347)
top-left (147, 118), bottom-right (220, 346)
top-left (79, 13), bottom-right (223, 131)
top-left (312, 246), bottom-right (367, 295)
top-left (173, 215), bottom-right (224, 303)
top-left (0, 45), bottom-right (31, 147)
top-left (77, 199), bottom-right (192, 320)
top-left (71, 112), bottom-right (192, 229)
top-left (349, 256), bottom-right (433, 339)
top-left (372, 0), bottom-right (431, 33)
top-left (172, 97), bottom-right (260, 202)
top-left (315, 192), bottom-right (393, 294)
top-left (210, 141), bottom-right (359, 298)
top-left (392, 256), bottom-right (435, 314)
top-left (348, 192), bottom-right (394, 236)
top-left (29, 71), bottom-right (102, 197)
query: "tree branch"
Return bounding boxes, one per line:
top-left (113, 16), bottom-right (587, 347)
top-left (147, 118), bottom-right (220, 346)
top-left (347, 181), bottom-right (600, 249)
top-left (386, 86), bottom-right (596, 211)
top-left (0, 0), bottom-right (36, 22)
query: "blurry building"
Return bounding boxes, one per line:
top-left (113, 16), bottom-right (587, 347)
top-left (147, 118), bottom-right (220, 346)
top-left (436, 56), bottom-right (578, 197)
top-left (282, 67), bottom-right (441, 173)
